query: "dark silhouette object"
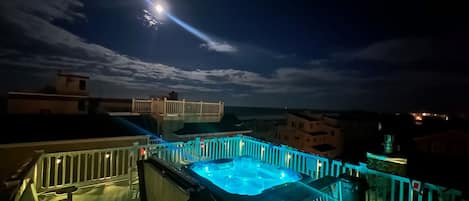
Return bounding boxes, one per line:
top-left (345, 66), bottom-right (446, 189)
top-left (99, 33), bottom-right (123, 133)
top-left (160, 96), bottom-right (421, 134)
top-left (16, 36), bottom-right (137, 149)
top-left (55, 186), bottom-right (78, 201)
top-left (168, 91), bottom-right (178, 100)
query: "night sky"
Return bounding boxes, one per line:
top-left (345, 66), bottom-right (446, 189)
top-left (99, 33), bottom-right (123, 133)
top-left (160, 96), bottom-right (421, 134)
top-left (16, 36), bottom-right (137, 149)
top-left (1, 0), bottom-right (468, 112)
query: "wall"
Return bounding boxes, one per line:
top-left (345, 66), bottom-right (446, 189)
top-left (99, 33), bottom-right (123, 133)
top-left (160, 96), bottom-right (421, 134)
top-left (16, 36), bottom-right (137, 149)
top-left (56, 75), bottom-right (88, 96)
top-left (98, 99), bottom-right (132, 113)
top-left (8, 98), bottom-right (85, 114)
top-left (278, 125), bottom-right (342, 158)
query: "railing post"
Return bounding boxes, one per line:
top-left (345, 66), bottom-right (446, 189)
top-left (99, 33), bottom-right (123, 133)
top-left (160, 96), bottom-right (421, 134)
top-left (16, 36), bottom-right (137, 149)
top-left (131, 98), bottom-right (135, 112)
top-left (182, 99), bottom-right (185, 116)
top-left (199, 101), bottom-right (203, 116)
top-left (163, 97), bottom-right (167, 116)
top-left (218, 101), bottom-right (222, 115)
top-left (149, 98), bottom-right (154, 113)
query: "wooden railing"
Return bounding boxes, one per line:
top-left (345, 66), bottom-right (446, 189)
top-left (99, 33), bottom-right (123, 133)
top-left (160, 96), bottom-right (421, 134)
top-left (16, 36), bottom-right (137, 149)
top-left (25, 135), bottom-right (463, 201)
top-left (132, 97), bottom-right (224, 117)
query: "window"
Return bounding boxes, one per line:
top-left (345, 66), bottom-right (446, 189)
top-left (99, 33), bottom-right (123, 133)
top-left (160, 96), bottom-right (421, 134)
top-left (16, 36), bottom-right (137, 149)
top-left (299, 122), bottom-right (304, 129)
top-left (79, 80), bottom-right (87, 90)
top-left (310, 123), bottom-right (313, 129)
top-left (291, 121), bottom-right (295, 128)
top-left (78, 100), bottom-right (86, 111)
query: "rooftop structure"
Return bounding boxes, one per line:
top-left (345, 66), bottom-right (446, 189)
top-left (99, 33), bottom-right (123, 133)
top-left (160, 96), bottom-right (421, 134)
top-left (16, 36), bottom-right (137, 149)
top-left (1, 135), bottom-right (464, 201)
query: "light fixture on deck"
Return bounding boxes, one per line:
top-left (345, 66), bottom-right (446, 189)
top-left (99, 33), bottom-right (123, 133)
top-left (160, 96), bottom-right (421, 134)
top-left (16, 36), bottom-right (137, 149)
top-left (56, 158), bottom-right (62, 164)
top-left (105, 153), bottom-right (110, 159)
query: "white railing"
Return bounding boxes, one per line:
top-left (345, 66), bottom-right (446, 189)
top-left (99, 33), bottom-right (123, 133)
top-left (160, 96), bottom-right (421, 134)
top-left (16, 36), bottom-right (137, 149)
top-left (132, 97), bottom-right (224, 117)
top-left (146, 135), bottom-right (463, 201)
top-left (27, 135), bottom-right (463, 201)
top-left (35, 145), bottom-right (145, 193)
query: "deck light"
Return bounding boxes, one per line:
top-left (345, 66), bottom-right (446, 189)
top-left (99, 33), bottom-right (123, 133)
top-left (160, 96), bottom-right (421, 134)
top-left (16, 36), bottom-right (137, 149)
top-left (56, 158), bottom-right (62, 164)
top-left (105, 153), bottom-right (110, 158)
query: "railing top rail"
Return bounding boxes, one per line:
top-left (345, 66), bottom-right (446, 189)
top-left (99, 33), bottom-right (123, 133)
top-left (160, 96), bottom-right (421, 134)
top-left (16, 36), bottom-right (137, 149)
top-left (133, 99), bottom-right (153, 102)
top-left (40, 146), bottom-right (137, 157)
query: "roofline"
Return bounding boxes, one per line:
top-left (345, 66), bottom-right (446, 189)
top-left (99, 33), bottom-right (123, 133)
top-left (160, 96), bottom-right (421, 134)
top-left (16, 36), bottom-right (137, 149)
top-left (288, 112), bottom-right (319, 121)
top-left (175, 130), bottom-right (252, 138)
top-left (8, 91), bottom-right (88, 98)
top-left (57, 72), bottom-right (89, 79)
top-left (0, 135), bottom-right (149, 148)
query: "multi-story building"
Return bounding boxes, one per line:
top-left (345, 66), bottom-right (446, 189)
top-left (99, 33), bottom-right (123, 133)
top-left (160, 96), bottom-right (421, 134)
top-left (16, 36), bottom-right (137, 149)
top-left (278, 112), bottom-right (342, 158)
top-left (7, 72), bottom-right (131, 114)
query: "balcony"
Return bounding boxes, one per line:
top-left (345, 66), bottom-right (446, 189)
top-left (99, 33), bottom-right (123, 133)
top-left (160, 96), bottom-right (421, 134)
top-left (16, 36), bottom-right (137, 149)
top-left (7, 135), bottom-right (463, 201)
top-left (131, 98), bottom-right (224, 122)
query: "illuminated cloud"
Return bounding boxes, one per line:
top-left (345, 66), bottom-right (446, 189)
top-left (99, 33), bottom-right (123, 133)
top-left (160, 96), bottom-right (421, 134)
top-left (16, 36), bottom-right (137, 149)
top-left (200, 41), bottom-right (237, 53)
top-left (140, 9), bottom-right (161, 29)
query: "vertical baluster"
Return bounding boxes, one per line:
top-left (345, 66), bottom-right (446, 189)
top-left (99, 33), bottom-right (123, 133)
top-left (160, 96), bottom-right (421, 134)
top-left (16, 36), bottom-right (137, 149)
top-left (98, 152), bottom-right (102, 179)
top-left (54, 156), bottom-right (58, 187)
top-left (122, 150), bottom-right (126, 175)
top-left (390, 179), bottom-right (395, 201)
top-left (62, 155), bottom-right (67, 185)
top-left (70, 155), bottom-right (74, 183)
top-left (428, 189), bottom-right (432, 201)
top-left (104, 152), bottom-right (108, 178)
top-left (110, 151), bottom-right (114, 177)
top-left (77, 154), bottom-right (81, 183)
top-left (46, 157), bottom-right (51, 188)
top-left (84, 154), bottom-right (88, 181)
top-left (399, 180), bottom-right (404, 201)
top-left (408, 181), bottom-right (413, 201)
top-left (91, 153), bottom-right (95, 179)
top-left (37, 157), bottom-right (44, 191)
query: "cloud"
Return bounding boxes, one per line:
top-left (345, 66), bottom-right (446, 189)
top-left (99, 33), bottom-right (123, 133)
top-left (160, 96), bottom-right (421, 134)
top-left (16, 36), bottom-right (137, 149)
top-left (350, 36), bottom-right (469, 63)
top-left (200, 41), bottom-right (237, 53)
top-left (5, 0), bottom-right (467, 111)
top-left (140, 9), bottom-right (161, 29)
top-left (308, 59), bottom-right (328, 66)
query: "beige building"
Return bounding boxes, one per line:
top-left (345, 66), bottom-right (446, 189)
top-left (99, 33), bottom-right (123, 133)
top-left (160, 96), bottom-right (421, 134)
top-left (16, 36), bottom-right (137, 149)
top-left (7, 72), bottom-right (132, 114)
top-left (278, 112), bottom-right (343, 158)
top-left (8, 92), bottom-right (88, 114)
top-left (55, 72), bottom-right (89, 95)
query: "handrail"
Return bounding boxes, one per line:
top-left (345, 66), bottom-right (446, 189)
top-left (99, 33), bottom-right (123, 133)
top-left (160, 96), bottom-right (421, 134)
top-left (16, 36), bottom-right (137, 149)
top-left (132, 98), bottom-right (224, 117)
top-left (26, 135), bottom-right (463, 201)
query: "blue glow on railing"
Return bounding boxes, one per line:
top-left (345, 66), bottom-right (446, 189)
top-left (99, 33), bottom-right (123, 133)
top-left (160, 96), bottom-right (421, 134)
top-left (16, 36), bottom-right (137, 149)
top-left (112, 116), bottom-right (196, 161)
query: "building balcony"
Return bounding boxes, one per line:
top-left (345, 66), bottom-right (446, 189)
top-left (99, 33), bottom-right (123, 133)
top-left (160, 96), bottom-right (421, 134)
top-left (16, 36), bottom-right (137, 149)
top-left (131, 98), bottom-right (223, 123)
top-left (4, 135), bottom-right (464, 201)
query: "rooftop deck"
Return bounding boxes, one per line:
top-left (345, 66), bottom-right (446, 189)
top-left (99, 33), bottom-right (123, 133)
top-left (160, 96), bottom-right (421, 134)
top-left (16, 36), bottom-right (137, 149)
top-left (6, 135), bottom-right (464, 201)
top-left (132, 98), bottom-right (224, 122)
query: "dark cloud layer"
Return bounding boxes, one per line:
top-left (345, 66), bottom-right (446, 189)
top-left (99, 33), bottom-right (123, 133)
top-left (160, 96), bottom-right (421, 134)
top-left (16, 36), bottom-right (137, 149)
top-left (1, 0), bottom-right (468, 112)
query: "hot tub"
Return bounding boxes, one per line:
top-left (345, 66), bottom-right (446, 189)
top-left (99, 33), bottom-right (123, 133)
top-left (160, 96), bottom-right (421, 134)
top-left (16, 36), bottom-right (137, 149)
top-left (189, 157), bottom-right (302, 196)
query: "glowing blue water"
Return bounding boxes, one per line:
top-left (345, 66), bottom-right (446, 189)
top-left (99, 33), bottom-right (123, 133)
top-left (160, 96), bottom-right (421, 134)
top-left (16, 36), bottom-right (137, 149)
top-left (191, 157), bottom-right (302, 196)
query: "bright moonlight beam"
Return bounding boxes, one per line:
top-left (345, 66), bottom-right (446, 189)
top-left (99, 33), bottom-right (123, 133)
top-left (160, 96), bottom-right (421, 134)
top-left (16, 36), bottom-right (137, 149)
top-left (155, 4), bottom-right (164, 13)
